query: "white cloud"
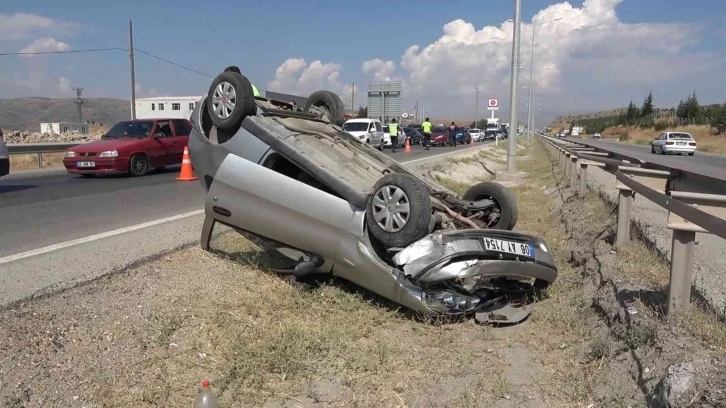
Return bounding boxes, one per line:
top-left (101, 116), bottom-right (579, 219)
top-left (19, 37), bottom-right (71, 58)
top-left (135, 83), bottom-right (162, 98)
top-left (267, 58), bottom-right (353, 100)
top-left (362, 59), bottom-right (397, 81)
top-left (55, 77), bottom-right (72, 95)
top-left (0, 12), bottom-right (79, 41)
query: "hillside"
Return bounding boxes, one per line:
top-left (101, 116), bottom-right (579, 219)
top-left (0, 97), bottom-right (130, 132)
top-left (550, 107), bottom-right (629, 130)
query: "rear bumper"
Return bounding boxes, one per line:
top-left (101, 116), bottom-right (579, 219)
top-left (0, 157), bottom-right (9, 177)
top-left (62, 157), bottom-right (130, 174)
top-left (662, 146), bottom-right (696, 153)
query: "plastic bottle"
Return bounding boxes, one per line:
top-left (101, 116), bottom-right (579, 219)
top-left (192, 379), bottom-right (219, 408)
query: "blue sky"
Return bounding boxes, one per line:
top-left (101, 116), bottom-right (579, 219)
top-left (1, 0), bottom-right (725, 122)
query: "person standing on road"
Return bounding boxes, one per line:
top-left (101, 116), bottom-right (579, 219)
top-left (448, 121), bottom-right (457, 147)
top-left (421, 117), bottom-right (433, 150)
top-left (389, 119), bottom-right (400, 153)
top-left (223, 65), bottom-right (261, 97)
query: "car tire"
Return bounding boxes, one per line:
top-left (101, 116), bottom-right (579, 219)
top-left (366, 173), bottom-right (432, 248)
top-left (378, 138), bottom-right (384, 151)
top-left (303, 90), bottom-right (346, 126)
top-left (650, 145), bottom-right (655, 154)
top-left (206, 71), bottom-right (257, 132)
top-left (128, 154), bottom-right (148, 177)
top-left (462, 181), bottom-right (518, 230)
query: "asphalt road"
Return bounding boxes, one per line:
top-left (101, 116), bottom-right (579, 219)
top-left (564, 137), bottom-right (726, 181)
top-left (0, 141), bottom-right (492, 306)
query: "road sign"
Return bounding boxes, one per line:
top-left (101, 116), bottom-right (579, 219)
top-left (487, 98), bottom-right (499, 111)
top-left (401, 113), bottom-right (408, 118)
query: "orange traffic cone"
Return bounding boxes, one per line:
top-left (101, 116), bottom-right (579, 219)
top-left (405, 138), bottom-right (411, 151)
top-left (176, 146), bottom-right (198, 181)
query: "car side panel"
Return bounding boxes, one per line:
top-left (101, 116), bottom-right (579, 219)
top-left (205, 153), bottom-right (357, 260)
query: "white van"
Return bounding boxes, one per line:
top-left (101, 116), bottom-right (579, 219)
top-left (342, 118), bottom-right (384, 149)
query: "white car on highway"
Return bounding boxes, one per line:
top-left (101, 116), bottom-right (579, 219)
top-left (342, 118), bottom-right (384, 149)
top-left (469, 128), bottom-right (482, 141)
top-left (651, 131), bottom-right (697, 156)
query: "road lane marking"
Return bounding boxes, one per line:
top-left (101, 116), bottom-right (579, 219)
top-left (0, 209), bottom-right (204, 265)
top-left (399, 143), bottom-right (490, 164)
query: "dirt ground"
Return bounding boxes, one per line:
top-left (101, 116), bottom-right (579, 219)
top-left (2, 143), bottom-right (725, 407)
top-left (601, 125), bottom-right (725, 154)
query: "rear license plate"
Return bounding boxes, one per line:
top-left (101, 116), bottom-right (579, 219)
top-left (483, 238), bottom-right (535, 258)
top-left (676, 142), bottom-right (686, 145)
top-left (76, 161), bottom-right (95, 168)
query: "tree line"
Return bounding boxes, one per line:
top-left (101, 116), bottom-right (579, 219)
top-left (566, 91), bottom-right (726, 134)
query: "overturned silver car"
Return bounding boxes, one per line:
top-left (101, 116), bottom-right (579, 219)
top-left (188, 70), bottom-right (558, 324)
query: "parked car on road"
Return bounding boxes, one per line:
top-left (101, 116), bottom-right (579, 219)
top-left (469, 128), bottom-right (482, 142)
top-left (62, 118), bottom-right (193, 177)
top-left (430, 126), bottom-right (450, 146)
top-left (403, 127), bottom-right (422, 145)
top-left (454, 128), bottom-right (471, 144)
top-left (0, 127), bottom-right (9, 178)
top-left (650, 132), bottom-right (697, 156)
top-left (187, 69), bottom-right (558, 323)
top-left (342, 118), bottom-right (384, 149)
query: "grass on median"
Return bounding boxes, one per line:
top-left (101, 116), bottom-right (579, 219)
top-left (9, 152), bottom-right (66, 172)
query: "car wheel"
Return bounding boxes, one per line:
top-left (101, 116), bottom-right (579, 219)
top-left (378, 138), bottom-right (384, 151)
top-left (303, 90), bottom-right (346, 126)
top-left (651, 145), bottom-right (655, 153)
top-left (366, 173), bottom-right (432, 248)
top-left (462, 181), bottom-right (518, 230)
top-left (128, 154), bottom-right (148, 177)
top-left (206, 71), bottom-right (257, 132)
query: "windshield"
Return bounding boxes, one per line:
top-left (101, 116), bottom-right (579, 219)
top-left (432, 127), bottom-right (446, 133)
top-left (470, 129), bottom-right (480, 133)
top-left (486, 124), bottom-right (498, 130)
top-left (343, 122), bottom-right (370, 132)
top-left (669, 133), bottom-right (692, 140)
top-left (103, 120), bottom-right (154, 139)
top-left (383, 126), bottom-right (389, 133)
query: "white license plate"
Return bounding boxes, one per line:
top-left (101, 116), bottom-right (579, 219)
top-left (76, 161), bottom-right (95, 168)
top-left (483, 238), bottom-right (535, 258)
top-left (676, 142), bottom-right (686, 145)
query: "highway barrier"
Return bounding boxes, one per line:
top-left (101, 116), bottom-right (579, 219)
top-left (537, 134), bottom-right (726, 318)
top-left (7, 143), bottom-right (80, 169)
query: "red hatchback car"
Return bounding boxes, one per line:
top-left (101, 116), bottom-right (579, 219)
top-left (63, 118), bottom-right (192, 177)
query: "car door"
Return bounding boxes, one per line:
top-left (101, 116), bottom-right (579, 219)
top-left (654, 133), bottom-right (664, 150)
top-left (149, 120), bottom-right (175, 167)
top-left (374, 121), bottom-right (384, 144)
top-left (171, 119), bottom-right (192, 163)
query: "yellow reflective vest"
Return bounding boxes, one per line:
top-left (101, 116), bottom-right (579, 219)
top-left (388, 123), bottom-right (399, 137)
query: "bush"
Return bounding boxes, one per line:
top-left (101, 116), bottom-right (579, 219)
top-left (619, 132), bottom-right (629, 141)
top-left (654, 122), bottom-right (670, 131)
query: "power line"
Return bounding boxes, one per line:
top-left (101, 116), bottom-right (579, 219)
top-left (133, 48), bottom-right (213, 78)
top-left (0, 47), bottom-right (126, 56)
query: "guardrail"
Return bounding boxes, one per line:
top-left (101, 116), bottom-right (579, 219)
top-left (7, 142), bottom-right (80, 169)
top-left (537, 134), bottom-right (726, 317)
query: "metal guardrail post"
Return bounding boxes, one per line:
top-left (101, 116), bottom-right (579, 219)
top-left (614, 167), bottom-right (670, 245)
top-left (578, 162), bottom-right (588, 196)
top-left (37, 153), bottom-right (43, 169)
top-left (564, 152), bottom-right (571, 179)
top-left (665, 191), bottom-right (726, 316)
top-left (570, 155), bottom-right (578, 188)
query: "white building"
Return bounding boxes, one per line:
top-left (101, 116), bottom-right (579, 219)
top-left (40, 122), bottom-right (88, 134)
top-left (135, 96), bottom-right (202, 120)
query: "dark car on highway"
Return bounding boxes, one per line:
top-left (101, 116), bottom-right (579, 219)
top-left (403, 127), bottom-right (422, 145)
top-left (0, 127), bottom-right (9, 178)
top-left (62, 118), bottom-right (193, 177)
top-left (454, 128), bottom-right (471, 144)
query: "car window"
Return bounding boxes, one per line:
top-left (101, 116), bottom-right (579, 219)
top-left (103, 120), bottom-right (154, 139)
top-left (343, 122), bottom-right (370, 132)
top-left (172, 120), bottom-right (192, 136)
top-left (375, 122), bottom-right (382, 132)
top-left (383, 126), bottom-right (389, 133)
top-left (154, 121), bottom-right (173, 137)
top-left (668, 133), bottom-right (692, 140)
top-left (432, 127), bottom-right (446, 133)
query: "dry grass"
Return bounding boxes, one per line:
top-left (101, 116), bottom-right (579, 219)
top-left (9, 152), bottom-right (66, 172)
top-left (602, 125), bottom-right (725, 154)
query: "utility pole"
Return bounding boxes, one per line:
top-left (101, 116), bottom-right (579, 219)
top-left (73, 87), bottom-right (84, 124)
top-left (474, 87), bottom-right (479, 128)
top-left (527, 25), bottom-right (535, 142)
top-left (129, 20), bottom-right (137, 120)
top-left (352, 82), bottom-right (355, 115)
top-left (507, 0), bottom-right (522, 172)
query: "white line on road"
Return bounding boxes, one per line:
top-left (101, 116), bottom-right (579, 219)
top-left (400, 143), bottom-right (488, 164)
top-left (0, 209), bottom-right (204, 265)
top-left (2, 144), bottom-right (486, 264)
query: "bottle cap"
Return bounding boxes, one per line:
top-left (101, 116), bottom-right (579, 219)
top-left (201, 379), bottom-right (210, 388)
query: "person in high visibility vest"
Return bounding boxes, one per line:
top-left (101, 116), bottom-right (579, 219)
top-left (223, 66), bottom-right (261, 97)
top-left (388, 119), bottom-right (401, 153)
top-left (421, 117), bottom-right (433, 150)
